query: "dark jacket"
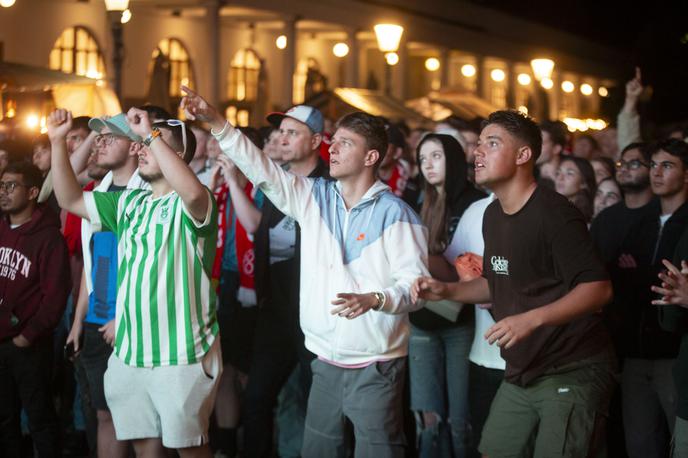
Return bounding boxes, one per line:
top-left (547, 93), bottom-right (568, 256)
top-left (658, 227), bottom-right (688, 419)
top-left (592, 199), bottom-right (687, 359)
top-left (253, 158), bottom-right (330, 309)
top-left (0, 205), bottom-right (71, 343)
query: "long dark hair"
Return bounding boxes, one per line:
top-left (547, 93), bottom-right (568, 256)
top-left (417, 133), bottom-right (483, 254)
top-left (560, 156), bottom-right (597, 222)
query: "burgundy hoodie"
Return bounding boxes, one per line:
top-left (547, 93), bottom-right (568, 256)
top-left (0, 205), bottom-right (71, 343)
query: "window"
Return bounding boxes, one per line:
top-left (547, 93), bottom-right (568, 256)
top-left (227, 48), bottom-right (261, 102)
top-left (49, 27), bottom-right (106, 78)
top-left (293, 58), bottom-right (324, 104)
top-left (151, 38), bottom-right (194, 97)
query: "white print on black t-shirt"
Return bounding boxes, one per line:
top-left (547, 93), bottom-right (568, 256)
top-left (0, 247), bottom-right (31, 280)
top-left (491, 256), bottom-right (509, 276)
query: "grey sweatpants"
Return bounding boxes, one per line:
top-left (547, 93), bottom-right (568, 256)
top-left (302, 357), bottom-right (406, 458)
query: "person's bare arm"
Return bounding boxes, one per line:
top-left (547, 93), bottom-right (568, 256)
top-left (66, 271), bottom-right (89, 353)
top-left (411, 276), bottom-right (491, 304)
top-left (126, 108), bottom-right (210, 222)
top-left (47, 110), bottom-right (89, 219)
top-left (69, 131), bottom-right (97, 177)
top-left (219, 154), bottom-right (261, 233)
top-left (484, 280), bottom-right (612, 349)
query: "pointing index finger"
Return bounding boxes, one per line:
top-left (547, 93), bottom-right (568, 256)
top-left (181, 85), bottom-right (197, 97)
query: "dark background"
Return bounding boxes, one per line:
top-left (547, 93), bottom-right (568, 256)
top-left (472, 0), bottom-right (688, 127)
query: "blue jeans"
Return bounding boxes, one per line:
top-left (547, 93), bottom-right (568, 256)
top-left (408, 323), bottom-right (473, 458)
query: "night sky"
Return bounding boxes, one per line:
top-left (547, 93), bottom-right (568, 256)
top-left (472, 0), bottom-right (688, 128)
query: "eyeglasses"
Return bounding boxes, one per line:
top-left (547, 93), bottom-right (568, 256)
top-left (95, 133), bottom-right (129, 146)
top-left (615, 159), bottom-right (649, 170)
top-left (0, 181), bottom-right (26, 193)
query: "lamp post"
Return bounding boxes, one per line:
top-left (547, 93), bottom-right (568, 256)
top-left (374, 24), bottom-right (403, 96)
top-left (530, 58), bottom-right (555, 85)
top-left (104, 0), bottom-right (129, 101)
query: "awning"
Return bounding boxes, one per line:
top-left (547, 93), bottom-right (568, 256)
top-left (0, 61), bottom-right (121, 117)
top-left (0, 61), bottom-right (95, 91)
top-left (306, 88), bottom-right (432, 127)
top-left (406, 87), bottom-right (499, 121)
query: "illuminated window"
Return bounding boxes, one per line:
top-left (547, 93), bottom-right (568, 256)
top-left (227, 48), bottom-right (261, 102)
top-left (49, 27), bottom-right (106, 78)
top-left (293, 58), bottom-right (325, 105)
top-left (151, 38), bottom-right (195, 97)
top-left (224, 106), bottom-right (250, 127)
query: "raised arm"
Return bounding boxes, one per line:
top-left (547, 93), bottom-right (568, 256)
top-left (218, 154), bottom-right (261, 233)
top-left (70, 130), bottom-right (98, 178)
top-left (617, 67), bottom-right (643, 152)
top-left (180, 86), bottom-right (312, 221)
top-left (125, 107), bottom-right (210, 222)
top-left (47, 109), bottom-right (89, 220)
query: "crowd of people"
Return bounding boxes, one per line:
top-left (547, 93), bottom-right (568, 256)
top-left (1, 65), bottom-right (688, 458)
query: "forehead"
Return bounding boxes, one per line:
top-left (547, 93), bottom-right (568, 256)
top-left (622, 147), bottom-right (643, 160)
top-left (599, 180), bottom-right (619, 192)
top-left (68, 127), bottom-right (89, 137)
top-left (559, 159), bottom-right (579, 170)
top-left (419, 139), bottom-right (443, 154)
top-left (333, 126), bottom-right (364, 143)
top-left (480, 123), bottom-right (511, 141)
top-left (1, 172), bottom-right (22, 182)
top-left (280, 117), bottom-right (310, 132)
top-left (99, 126), bottom-right (113, 135)
top-left (652, 150), bottom-right (680, 162)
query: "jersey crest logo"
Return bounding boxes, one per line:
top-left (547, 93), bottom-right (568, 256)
top-left (491, 256), bottom-right (509, 276)
top-left (158, 205), bottom-right (171, 224)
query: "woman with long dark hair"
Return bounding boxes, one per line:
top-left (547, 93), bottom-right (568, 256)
top-left (409, 133), bottom-right (484, 457)
top-left (555, 156), bottom-right (597, 222)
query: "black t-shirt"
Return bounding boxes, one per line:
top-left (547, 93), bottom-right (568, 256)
top-left (482, 185), bottom-right (611, 386)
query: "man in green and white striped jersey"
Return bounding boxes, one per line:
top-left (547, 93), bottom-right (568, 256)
top-left (48, 107), bottom-right (221, 458)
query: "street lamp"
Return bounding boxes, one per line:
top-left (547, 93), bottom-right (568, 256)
top-left (374, 23), bottom-right (403, 95)
top-left (530, 58), bottom-right (554, 82)
top-left (104, 0), bottom-right (129, 101)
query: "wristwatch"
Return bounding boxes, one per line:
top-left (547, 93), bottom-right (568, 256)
top-left (372, 291), bottom-right (386, 311)
top-left (143, 127), bottom-right (162, 146)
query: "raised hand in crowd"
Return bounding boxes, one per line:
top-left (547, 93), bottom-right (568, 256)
top-left (652, 259), bottom-right (688, 307)
top-left (47, 108), bottom-right (74, 142)
top-left (623, 67), bottom-right (643, 113)
top-left (180, 85), bottom-right (225, 131)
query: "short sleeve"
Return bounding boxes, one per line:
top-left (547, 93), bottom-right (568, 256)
top-left (181, 188), bottom-right (218, 237)
top-left (83, 190), bottom-right (124, 233)
top-left (551, 202), bottom-right (609, 288)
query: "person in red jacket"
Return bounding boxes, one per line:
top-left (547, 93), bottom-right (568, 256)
top-left (0, 161), bottom-right (71, 457)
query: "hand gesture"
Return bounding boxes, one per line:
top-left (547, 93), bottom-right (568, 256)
top-left (126, 107), bottom-right (152, 139)
top-left (484, 311), bottom-right (537, 350)
top-left (66, 320), bottom-right (83, 355)
top-left (180, 86), bottom-right (224, 128)
top-left (411, 276), bottom-right (448, 303)
top-left (47, 109), bottom-right (73, 142)
top-left (626, 67), bottom-right (643, 101)
top-left (330, 293), bottom-right (378, 319)
top-left (217, 154), bottom-right (240, 183)
top-left (99, 319), bottom-right (116, 347)
top-left (652, 259), bottom-right (688, 307)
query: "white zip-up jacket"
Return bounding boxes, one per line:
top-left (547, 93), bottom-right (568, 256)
top-left (215, 124), bottom-right (428, 364)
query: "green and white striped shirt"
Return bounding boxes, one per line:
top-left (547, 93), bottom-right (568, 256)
top-left (84, 188), bottom-right (219, 367)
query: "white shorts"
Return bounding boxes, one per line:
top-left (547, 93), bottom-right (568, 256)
top-left (103, 338), bottom-right (222, 449)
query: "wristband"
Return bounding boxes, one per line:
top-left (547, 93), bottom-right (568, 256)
top-left (143, 127), bottom-right (162, 147)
